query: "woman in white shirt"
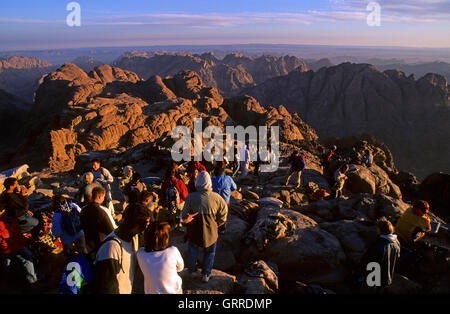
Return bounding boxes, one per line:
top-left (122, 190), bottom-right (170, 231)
top-left (137, 222), bottom-right (184, 294)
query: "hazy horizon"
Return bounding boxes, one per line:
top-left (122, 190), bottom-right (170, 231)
top-left (1, 0), bottom-right (449, 52)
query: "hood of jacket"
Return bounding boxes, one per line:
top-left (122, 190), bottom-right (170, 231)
top-left (195, 171), bottom-right (212, 192)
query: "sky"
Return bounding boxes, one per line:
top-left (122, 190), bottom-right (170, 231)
top-left (0, 0), bottom-right (449, 51)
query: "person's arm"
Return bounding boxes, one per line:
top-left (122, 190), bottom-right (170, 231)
top-left (215, 197), bottom-right (228, 228)
top-left (229, 177), bottom-right (237, 192)
top-left (103, 168), bottom-right (114, 184)
top-left (174, 247), bottom-right (184, 272)
top-left (180, 197), bottom-right (198, 224)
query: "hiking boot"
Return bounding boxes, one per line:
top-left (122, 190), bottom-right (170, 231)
top-left (202, 274), bottom-right (211, 283)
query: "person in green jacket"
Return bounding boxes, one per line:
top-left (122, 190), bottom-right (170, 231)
top-left (181, 171), bottom-right (228, 283)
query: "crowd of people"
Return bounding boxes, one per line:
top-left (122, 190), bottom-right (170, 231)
top-left (0, 142), bottom-right (438, 294)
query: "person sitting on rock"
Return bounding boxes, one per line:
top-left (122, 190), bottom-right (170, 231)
top-left (91, 158), bottom-right (115, 218)
top-left (137, 222), bottom-right (184, 294)
top-left (357, 217), bottom-right (401, 294)
top-left (50, 194), bottom-right (87, 259)
top-left (0, 177), bottom-right (38, 234)
top-left (78, 172), bottom-right (103, 208)
top-left (181, 171), bottom-right (228, 283)
top-left (395, 200), bottom-right (432, 245)
top-left (362, 150), bottom-right (374, 167)
top-left (79, 187), bottom-right (116, 256)
top-left (284, 151), bottom-right (306, 189)
top-left (0, 214), bottom-right (38, 289)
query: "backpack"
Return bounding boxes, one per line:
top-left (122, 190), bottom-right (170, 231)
top-left (59, 236), bottom-right (123, 294)
top-left (166, 180), bottom-right (181, 215)
top-left (0, 215), bottom-right (26, 256)
top-left (59, 200), bottom-right (82, 237)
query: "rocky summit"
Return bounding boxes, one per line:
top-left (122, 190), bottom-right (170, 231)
top-left (243, 62), bottom-right (450, 179)
top-left (0, 60), bottom-right (448, 295)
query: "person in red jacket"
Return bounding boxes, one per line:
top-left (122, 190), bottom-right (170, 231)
top-left (160, 162), bottom-right (189, 207)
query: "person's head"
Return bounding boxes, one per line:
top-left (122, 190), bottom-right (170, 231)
top-left (293, 150), bottom-right (299, 156)
top-left (165, 162), bottom-right (179, 179)
top-left (123, 165), bottom-right (134, 178)
top-left (195, 171), bottom-right (212, 191)
top-left (4, 177), bottom-right (18, 192)
top-left (365, 150), bottom-right (371, 155)
top-left (52, 194), bottom-right (67, 207)
top-left (140, 190), bottom-right (154, 206)
top-left (413, 200), bottom-right (430, 216)
top-left (214, 166), bottom-right (225, 177)
top-left (119, 203), bottom-right (151, 237)
top-left (92, 158), bottom-right (101, 171)
top-left (92, 186), bottom-right (106, 204)
top-left (144, 222), bottom-right (171, 253)
top-left (84, 172), bottom-right (94, 185)
top-left (331, 145), bottom-right (337, 151)
top-left (376, 217), bottom-right (395, 235)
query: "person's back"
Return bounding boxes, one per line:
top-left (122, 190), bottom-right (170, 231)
top-left (137, 245), bottom-right (183, 294)
top-left (289, 154), bottom-right (306, 171)
top-left (182, 173), bottom-right (227, 248)
top-left (80, 200), bottom-right (115, 253)
top-left (212, 173), bottom-right (237, 205)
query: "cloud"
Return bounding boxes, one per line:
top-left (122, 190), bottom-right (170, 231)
top-left (1, 1), bottom-right (449, 28)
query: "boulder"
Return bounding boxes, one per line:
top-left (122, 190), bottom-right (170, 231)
top-left (241, 207), bottom-right (347, 285)
top-left (319, 220), bottom-right (378, 264)
top-left (180, 269), bottom-right (237, 294)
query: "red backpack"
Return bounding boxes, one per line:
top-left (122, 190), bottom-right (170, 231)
top-left (0, 215), bottom-right (26, 255)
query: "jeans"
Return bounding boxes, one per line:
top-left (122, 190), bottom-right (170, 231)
top-left (18, 214), bottom-right (39, 233)
top-left (285, 168), bottom-right (301, 187)
top-left (1, 247), bottom-right (37, 284)
top-left (187, 241), bottom-right (217, 277)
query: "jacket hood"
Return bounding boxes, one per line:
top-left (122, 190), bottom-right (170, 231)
top-left (195, 171), bottom-right (212, 191)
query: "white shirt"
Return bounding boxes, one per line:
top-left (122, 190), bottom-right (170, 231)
top-left (137, 246), bottom-right (184, 294)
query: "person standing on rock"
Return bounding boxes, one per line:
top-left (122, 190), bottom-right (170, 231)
top-left (395, 200), bottom-right (432, 245)
top-left (0, 177), bottom-right (39, 234)
top-left (284, 151), bottom-right (306, 189)
top-left (91, 159), bottom-right (115, 218)
top-left (181, 171), bottom-right (228, 283)
top-left (186, 156), bottom-right (207, 193)
top-left (357, 217), bottom-right (401, 294)
top-left (78, 172), bottom-right (103, 207)
top-left (137, 222), bottom-right (184, 294)
top-left (212, 165), bottom-right (237, 234)
top-left (239, 143), bottom-right (250, 177)
top-left (160, 162), bottom-right (188, 230)
top-left (91, 202), bottom-right (151, 294)
top-left (362, 150), bottom-right (374, 167)
top-left (322, 145), bottom-right (337, 175)
top-left (332, 164), bottom-right (351, 199)
top-left (231, 143), bottom-right (240, 178)
top-left (79, 187), bottom-right (116, 256)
